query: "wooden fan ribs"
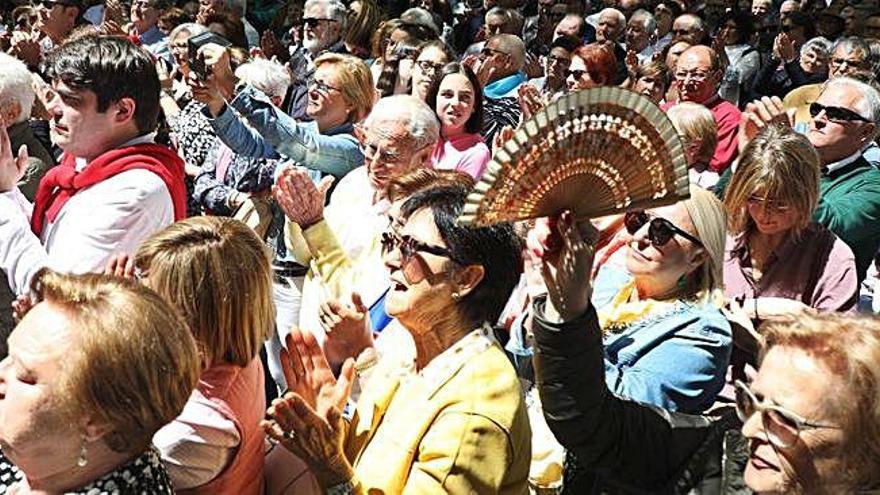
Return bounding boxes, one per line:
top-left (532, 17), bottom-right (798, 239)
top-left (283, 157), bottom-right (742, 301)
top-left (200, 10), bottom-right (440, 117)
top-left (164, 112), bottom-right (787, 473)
top-left (460, 87), bottom-right (690, 227)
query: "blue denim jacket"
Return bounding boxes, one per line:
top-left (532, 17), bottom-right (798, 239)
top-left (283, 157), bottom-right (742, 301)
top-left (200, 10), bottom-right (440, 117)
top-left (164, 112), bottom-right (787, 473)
top-left (508, 268), bottom-right (732, 415)
top-left (206, 84), bottom-right (364, 179)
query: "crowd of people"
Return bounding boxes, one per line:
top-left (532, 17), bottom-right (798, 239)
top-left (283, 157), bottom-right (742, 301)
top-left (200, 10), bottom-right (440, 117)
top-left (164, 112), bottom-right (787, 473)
top-left (1, 0), bottom-right (880, 493)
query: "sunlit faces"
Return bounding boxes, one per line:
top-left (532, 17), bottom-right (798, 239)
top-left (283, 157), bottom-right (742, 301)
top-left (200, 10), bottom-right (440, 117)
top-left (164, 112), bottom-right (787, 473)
top-left (673, 48), bottom-right (720, 104)
top-left (829, 45), bottom-right (870, 78)
top-left (436, 73), bottom-right (475, 135)
top-left (360, 121), bottom-right (425, 192)
top-left (545, 46), bottom-right (572, 82)
top-left (807, 84), bottom-right (875, 163)
top-left (46, 82), bottom-right (130, 161)
top-left (799, 48), bottom-right (828, 75)
top-left (302, 3), bottom-right (341, 54)
top-left (412, 46), bottom-right (450, 101)
top-left (625, 18), bottom-right (651, 52)
top-left (0, 302), bottom-right (79, 472)
top-left (554, 14), bottom-right (583, 40)
top-left (169, 31), bottom-right (191, 72)
top-left (742, 346), bottom-right (847, 493)
top-left (36, 0), bottom-right (78, 39)
top-left (306, 64), bottom-right (352, 126)
top-left (566, 54), bottom-right (597, 91)
top-left (484, 12), bottom-right (509, 37)
top-left (383, 207), bottom-right (460, 333)
top-left (665, 40), bottom-right (691, 71)
top-left (130, 0), bottom-right (160, 34)
top-left (752, 0), bottom-right (772, 17)
top-left (596, 11), bottom-right (623, 43)
top-left (746, 194), bottom-right (799, 236)
top-left (633, 72), bottom-right (665, 103)
top-left (625, 203), bottom-right (704, 294)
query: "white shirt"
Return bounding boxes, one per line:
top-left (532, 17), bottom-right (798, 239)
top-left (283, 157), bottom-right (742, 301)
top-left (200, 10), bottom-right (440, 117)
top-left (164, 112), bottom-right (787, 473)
top-left (0, 137), bottom-right (175, 294)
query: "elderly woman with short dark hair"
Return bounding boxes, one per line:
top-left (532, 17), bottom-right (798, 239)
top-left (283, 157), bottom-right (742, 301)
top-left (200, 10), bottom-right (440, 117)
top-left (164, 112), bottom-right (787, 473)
top-left (265, 185), bottom-right (532, 493)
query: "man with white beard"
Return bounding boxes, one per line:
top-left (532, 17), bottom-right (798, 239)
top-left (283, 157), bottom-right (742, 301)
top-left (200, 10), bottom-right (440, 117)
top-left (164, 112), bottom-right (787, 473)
top-left (287, 0), bottom-right (348, 119)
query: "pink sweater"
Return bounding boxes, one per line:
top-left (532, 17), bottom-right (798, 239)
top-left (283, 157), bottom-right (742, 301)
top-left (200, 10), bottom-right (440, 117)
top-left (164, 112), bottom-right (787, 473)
top-left (430, 133), bottom-right (492, 180)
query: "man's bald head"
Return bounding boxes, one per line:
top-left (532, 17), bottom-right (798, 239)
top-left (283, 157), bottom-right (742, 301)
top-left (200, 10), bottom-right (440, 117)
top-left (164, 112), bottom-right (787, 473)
top-left (674, 45), bottom-right (722, 103)
top-left (488, 33), bottom-right (527, 71)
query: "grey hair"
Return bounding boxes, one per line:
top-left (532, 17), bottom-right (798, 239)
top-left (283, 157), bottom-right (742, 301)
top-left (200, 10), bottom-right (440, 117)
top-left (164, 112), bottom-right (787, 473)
top-left (168, 22), bottom-right (208, 43)
top-left (831, 36), bottom-right (871, 60)
top-left (305, 0), bottom-right (348, 30)
top-left (0, 53), bottom-right (35, 123)
top-left (801, 36), bottom-right (832, 59)
top-left (630, 9), bottom-right (657, 36)
top-left (824, 76), bottom-right (880, 131)
top-left (401, 7), bottom-right (440, 35)
top-left (600, 8), bottom-right (626, 28)
top-left (234, 59), bottom-right (291, 101)
top-left (678, 13), bottom-right (705, 33)
top-left (363, 95), bottom-right (440, 150)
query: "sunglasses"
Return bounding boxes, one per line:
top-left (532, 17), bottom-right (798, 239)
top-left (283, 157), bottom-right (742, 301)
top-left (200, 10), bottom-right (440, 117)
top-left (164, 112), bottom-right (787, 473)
top-left (734, 380), bottom-right (840, 449)
top-left (671, 28), bottom-right (691, 36)
top-left (747, 195), bottom-right (792, 214)
top-left (566, 69), bottom-right (588, 80)
top-left (303, 17), bottom-right (338, 28)
top-left (624, 211), bottom-right (704, 248)
top-left (480, 47), bottom-right (508, 58)
top-left (380, 231), bottom-right (461, 284)
top-left (809, 102), bottom-right (871, 123)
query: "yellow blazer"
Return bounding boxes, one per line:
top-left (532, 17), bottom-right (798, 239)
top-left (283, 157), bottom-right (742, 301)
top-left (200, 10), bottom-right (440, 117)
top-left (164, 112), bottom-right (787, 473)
top-left (346, 327), bottom-right (531, 494)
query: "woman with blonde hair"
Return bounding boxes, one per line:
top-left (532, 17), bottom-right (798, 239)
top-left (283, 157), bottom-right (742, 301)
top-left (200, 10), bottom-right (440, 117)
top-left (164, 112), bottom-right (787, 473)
top-left (667, 102), bottom-right (719, 190)
top-left (139, 216), bottom-right (275, 494)
top-left (0, 269), bottom-right (200, 493)
top-left (723, 125), bottom-right (858, 316)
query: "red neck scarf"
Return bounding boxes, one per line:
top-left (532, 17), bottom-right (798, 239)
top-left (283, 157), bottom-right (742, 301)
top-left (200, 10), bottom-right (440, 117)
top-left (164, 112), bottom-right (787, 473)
top-left (31, 143), bottom-right (187, 236)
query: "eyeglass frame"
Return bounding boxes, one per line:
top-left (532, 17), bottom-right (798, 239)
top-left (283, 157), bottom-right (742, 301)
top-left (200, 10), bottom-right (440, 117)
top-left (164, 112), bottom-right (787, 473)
top-left (480, 47), bottom-right (509, 59)
top-left (734, 380), bottom-right (841, 449)
top-left (746, 195), bottom-right (793, 214)
top-left (307, 76), bottom-right (342, 95)
top-left (624, 211), bottom-right (705, 248)
top-left (809, 101), bottom-right (871, 124)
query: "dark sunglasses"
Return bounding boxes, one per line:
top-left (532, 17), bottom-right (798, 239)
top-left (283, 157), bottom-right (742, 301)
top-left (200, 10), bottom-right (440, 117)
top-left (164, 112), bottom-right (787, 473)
top-left (671, 28), bottom-right (691, 36)
top-left (624, 211), bottom-right (704, 248)
top-left (380, 231), bottom-right (462, 284)
top-left (809, 102), bottom-right (871, 123)
top-left (303, 17), bottom-right (338, 28)
top-left (480, 47), bottom-right (508, 58)
top-left (416, 60), bottom-right (445, 74)
top-left (566, 69), bottom-right (588, 80)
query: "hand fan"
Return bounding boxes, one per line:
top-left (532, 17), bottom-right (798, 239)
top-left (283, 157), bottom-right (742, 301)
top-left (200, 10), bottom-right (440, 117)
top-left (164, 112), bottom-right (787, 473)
top-left (458, 86), bottom-right (690, 227)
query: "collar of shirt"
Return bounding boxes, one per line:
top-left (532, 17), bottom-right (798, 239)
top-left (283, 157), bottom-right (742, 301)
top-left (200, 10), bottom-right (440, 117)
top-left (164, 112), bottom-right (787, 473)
top-left (414, 324), bottom-right (497, 398)
top-left (484, 72), bottom-right (528, 99)
top-left (138, 25), bottom-right (166, 44)
top-left (74, 132), bottom-right (157, 171)
top-left (822, 150), bottom-right (863, 176)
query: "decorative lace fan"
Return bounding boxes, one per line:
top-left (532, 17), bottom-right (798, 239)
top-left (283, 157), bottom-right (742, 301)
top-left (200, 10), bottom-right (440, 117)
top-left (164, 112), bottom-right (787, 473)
top-left (458, 86), bottom-right (690, 227)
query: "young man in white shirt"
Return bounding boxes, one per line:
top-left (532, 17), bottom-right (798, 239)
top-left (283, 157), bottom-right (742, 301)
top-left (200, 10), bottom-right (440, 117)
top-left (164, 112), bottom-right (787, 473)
top-left (0, 35), bottom-right (186, 295)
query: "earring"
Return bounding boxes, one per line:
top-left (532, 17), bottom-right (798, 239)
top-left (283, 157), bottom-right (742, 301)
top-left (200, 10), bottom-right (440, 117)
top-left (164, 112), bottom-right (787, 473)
top-left (451, 292), bottom-right (461, 301)
top-left (77, 436), bottom-right (88, 468)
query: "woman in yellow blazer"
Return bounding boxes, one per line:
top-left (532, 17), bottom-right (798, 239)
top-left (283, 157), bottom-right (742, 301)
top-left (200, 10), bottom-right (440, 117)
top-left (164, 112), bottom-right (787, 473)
top-left (264, 185), bottom-right (531, 494)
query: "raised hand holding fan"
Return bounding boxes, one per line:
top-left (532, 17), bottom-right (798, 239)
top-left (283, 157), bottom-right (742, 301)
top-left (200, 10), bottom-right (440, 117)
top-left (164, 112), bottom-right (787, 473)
top-left (459, 86), bottom-right (690, 226)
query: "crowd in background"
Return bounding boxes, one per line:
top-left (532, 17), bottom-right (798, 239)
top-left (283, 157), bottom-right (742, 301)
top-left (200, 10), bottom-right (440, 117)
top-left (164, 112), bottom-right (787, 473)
top-left (1, 0), bottom-right (880, 493)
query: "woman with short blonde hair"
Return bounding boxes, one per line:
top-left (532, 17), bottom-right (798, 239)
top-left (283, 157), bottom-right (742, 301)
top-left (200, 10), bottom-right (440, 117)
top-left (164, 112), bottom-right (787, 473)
top-left (141, 216), bottom-right (275, 494)
top-left (667, 102), bottom-right (719, 190)
top-left (315, 52), bottom-right (377, 123)
top-left (0, 269), bottom-right (200, 493)
top-left (723, 125), bottom-right (858, 315)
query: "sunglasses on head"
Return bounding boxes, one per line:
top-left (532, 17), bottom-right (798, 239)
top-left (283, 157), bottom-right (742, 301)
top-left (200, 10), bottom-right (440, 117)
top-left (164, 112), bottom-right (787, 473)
top-left (809, 102), bottom-right (871, 123)
top-left (624, 211), bottom-right (704, 248)
top-left (734, 380), bottom-right (840, 450)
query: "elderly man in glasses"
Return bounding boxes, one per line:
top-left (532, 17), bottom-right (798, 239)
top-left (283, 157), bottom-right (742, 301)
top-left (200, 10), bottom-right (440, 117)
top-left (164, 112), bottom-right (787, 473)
top-left (663, 45), bottom-right (742, 174)
top-left (129, 0), bottom-right (172, 64)
top-left (270, 95), bottom-right (440, 384)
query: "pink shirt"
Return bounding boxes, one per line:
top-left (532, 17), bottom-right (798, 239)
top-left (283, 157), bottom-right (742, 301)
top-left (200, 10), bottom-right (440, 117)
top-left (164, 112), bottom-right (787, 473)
top-left (663, 96), bottom-right (741, 173)
top-left (724, 224), bottom-right (859, 312)
top-left (430, 133), bottom-right (491, 180)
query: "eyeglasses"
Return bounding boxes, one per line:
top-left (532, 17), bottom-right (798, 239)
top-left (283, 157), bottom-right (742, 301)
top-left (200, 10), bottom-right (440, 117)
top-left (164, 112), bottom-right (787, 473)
top-left (416, 60), bottom-right (445, 74)
top-left (747, 195), bottom-right (792, 214)
top-left (734, 380), bottom-right (840, 449)
top-left (671, 28), bottom-right (691, 36)
top-left (303, 17), bottom-right (338, 28)
top-left (307, 76), bottom-right (340, 95)
top-left (831, 57), bottom-right (867, 69)
top-left (380, 231), bottom-right (461, 284)
top-left (674, 70), bottom-right (712, 82)
top-left (480, 47), bottom-right (509, 58)
top-left (624, 211), bottom-right (705, 248)
top-left (809, 102), bottom-right (871, 123)
top-left (566, 69), bottom-right (588, 80)
top-left (547, 55), bottom-right (571, 66)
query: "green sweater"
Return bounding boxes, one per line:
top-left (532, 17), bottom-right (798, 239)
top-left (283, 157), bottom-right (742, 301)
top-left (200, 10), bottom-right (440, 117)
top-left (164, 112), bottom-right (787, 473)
top-left (813, 155), bottom-right (880, 281)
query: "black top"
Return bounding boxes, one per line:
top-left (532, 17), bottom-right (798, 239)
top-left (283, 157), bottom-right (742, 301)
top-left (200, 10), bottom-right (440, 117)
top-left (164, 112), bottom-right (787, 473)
top-left (0, 447), bottom-right (174, 494)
